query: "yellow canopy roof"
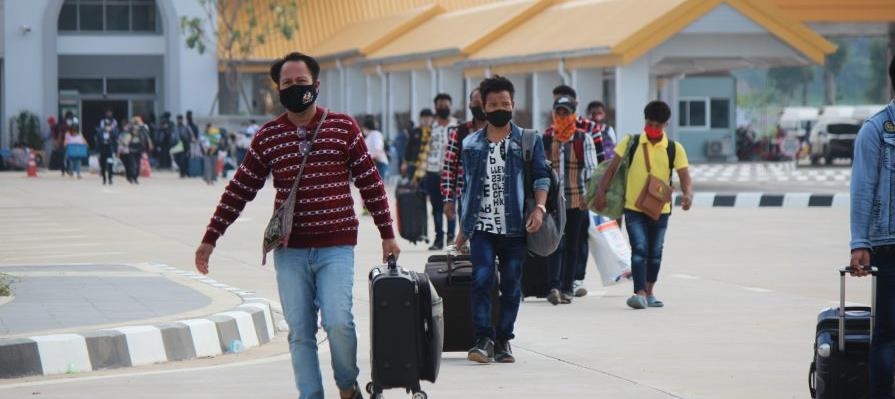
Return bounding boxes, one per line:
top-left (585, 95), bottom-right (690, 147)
top-left (466, 0), bottom-right (837, 68)
top-left (771, 0), bottom-right (895, 22)
top-left (306, 5), bottom-right (443, 60)
top-left (366, 0), bottom-right (553, 62)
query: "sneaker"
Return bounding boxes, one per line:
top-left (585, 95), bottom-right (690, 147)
top-left (647, 295), bottom-right (664, 308)
top-left (573, 280), bottom-right (588, 297)
top-left (467, 337), bottom-right (494, 364)
top-left (626, 295), bottom-right (647, 310)
top-left (344, 382), bottom-right (364, 399)
top-left (428, 240), bottom-right (444, 251)
top-left (560, 292), bottom-right (573, 304)
top-left (494, 340), bottom-right (515, 363)
top-left (546, 289), bottom-right (561, 306)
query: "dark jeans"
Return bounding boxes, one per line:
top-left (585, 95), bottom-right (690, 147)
top-left (123, 153), bottom-right (140, 183)
top-left (424, 172), bottom-right (455, 242)
top-left (99, 153), bottom-right (114, 184)
top-left (624, 210), bottom-right (670, 294)
top-left (470, 232), bottom-right (526, 341)
top-left (870, 246), bottom-right (895, 398)
top-left (549, 209), bottom-right (589, 294)
top-left (574, 213), bottom-right (591, 281)
top-left (176, 153), bottom-right (189, 178)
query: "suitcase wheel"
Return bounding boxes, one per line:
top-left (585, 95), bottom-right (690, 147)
top-left (412, 392), bottom-right (428, 399)
top-left (366, 382), bottom-right (375, 395)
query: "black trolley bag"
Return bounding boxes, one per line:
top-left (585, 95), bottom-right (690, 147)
top-left (368, 255), bottom-right (443, 399)
top-left (395, 181), bottom-right (429, 245)
top-left (521, 253), bottom-right (551, 298)
top-left (810, 266), bottom-right (878, 399)
top-left (425, 251), bottom-right (498, 352)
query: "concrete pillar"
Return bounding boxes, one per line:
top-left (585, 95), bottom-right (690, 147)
top-left (531, 72), bottom-right (541, 131)
top-left (365, 74), bottom-right (373, 114)
top-left (167, 0), bottom-right (217, 116)
top-left (409, 70), bottom-right (418, 126)
top-left (615, 55), bottom-right (651, 138)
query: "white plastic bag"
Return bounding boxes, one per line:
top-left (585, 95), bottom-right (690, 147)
top-left (88, 155), bottom-right (99, 174)
top-left (588, 212), bottom-right (632, 286)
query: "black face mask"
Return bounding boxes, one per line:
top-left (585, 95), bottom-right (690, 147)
top-left (470, 106), bottom-right (486, 121)
top-left (279, 84), bottom-right (318, 113)
top-left (486, 110), bottom-right (512, 128)
top-left (436, 108), bottom-right (451, 119)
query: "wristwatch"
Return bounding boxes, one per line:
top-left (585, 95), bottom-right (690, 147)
top-left (536, 204), bottom-right (547, 213)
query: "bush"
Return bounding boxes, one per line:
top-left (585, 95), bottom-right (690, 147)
top-left (0, 273), bottom-right (12, 297)
top-left (16, 111), bottom-right (42, 150)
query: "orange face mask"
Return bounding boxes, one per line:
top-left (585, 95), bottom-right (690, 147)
top-left (553, 114), bottom-right (577, 142)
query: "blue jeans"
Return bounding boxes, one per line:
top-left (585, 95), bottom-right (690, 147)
top-left (870, 246), bottom-right (895, 398)
top-left (425, 172), bottom-right (455, 242)
top-left (470, 232), bottom-right (526, 341)
top-left (550, 209), bottom-right (589, 294)
top-left (274, 246), bottom-right (359, 399)
top-left (624, 210), bottom-right (670, 294)
top-left (66, 157), bottom-right (82, 176)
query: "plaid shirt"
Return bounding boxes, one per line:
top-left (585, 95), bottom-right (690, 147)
top-left (545, 116), bottom-right (606, 164)
top-left (440, 121), bottom-right (476, 200)
top-left (545, 126), bottom-right (598, 209)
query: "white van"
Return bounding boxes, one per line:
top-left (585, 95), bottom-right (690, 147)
top-left (778, 107), bottom-right (819, 140)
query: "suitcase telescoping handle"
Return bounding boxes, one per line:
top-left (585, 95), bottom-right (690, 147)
top-left (387, 254), bottom-right (397, 271)
top-left (839, 266), bottom-right (878, 351)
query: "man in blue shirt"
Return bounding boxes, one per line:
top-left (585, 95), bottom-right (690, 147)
top-left (850, 54), bottom-right (895, 399)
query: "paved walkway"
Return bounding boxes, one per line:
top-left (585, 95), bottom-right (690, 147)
top-left (0, 264), bottom-right (211, 336)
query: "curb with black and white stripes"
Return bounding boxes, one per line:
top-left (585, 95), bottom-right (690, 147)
top-left (671, 193), bottom-right (848, 208)
top-left (0, 264), bottom-right (284, 379)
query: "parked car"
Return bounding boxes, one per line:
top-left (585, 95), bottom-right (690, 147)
top-left (808, 117), bottom-right (862, 165)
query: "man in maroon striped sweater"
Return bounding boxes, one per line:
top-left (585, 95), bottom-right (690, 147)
top-left (195, 52), bottom-right (399, 399)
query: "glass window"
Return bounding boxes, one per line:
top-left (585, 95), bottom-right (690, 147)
top-left (79, 3), bottom-right (104, 31)
top-left (679, 99), bottom-right (709, 128)
top-left (59, 3), bottom-right (78, 31)
top-left (107, 78), bottom-right (155, 94)
top-left (132, 4), bottom-right (157, 32)
top-left (105, 4), bottom-right (131, 31)
top-left (59, 78), bottom-right (104, 94)
top-left (689, 101), bottom-right (706, 127)
top-left (678, 101), bottom-right (688, 126)
top-left (131, 100), bottom-right (155, 118)
top-left (710, 98), bottom-right (730, 129)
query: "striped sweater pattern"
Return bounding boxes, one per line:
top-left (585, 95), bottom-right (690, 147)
top-left (202, 107), bottom-right (395, 249)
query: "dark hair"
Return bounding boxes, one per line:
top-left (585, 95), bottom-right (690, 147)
top-left (553, 84), bottom-right (577, 99)
top-left (889, 54), bottom-right (895, 93)
top-left (434, 93), bottom-right (452, 104)
top-left (479, 75), bottom-right (515, 103)
top-left (270, 52), bottom-right (321, 85)
top-left (644, 101), bottom-right (672, 123)
top-left (419, 108), bottom-right (434, 117)
top-left (469, 87), bottom-right (480, 101)
top-left (587, 101), bottom-right (605, 112)
top-left (176, 114), bottom-right (183, 119)
top-left (362, 115), bottom-right (377, 131)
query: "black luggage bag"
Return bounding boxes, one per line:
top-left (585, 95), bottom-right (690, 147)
top-left (521, 253), bottom-right (551, 298)
top-left (395, 182), bottom-right (429, 245)
top-left (425, 253), bottom-right (498, 352)
top-left (810, 266), bottom-right (878, 399)
top-left (368, 256), bottom-right (443, 399)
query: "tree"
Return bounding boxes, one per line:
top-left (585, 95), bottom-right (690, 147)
top-left (180, 0), bottom-right (300, 115)
top-left (768, 66), bottom-right (814, 106)
top-left (823, 39), bottom-right (848, 105)
top-left (866, 39), bottom-right (889, 103)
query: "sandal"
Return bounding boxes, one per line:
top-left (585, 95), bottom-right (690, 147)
top-left (647, 295), bottom-right (664, 308)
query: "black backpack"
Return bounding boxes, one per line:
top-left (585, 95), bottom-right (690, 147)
top-left (626, 134), bottom-right (677, 182)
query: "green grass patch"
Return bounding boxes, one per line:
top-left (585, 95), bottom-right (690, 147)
top-left (0, 273), bottom-right (13, 297)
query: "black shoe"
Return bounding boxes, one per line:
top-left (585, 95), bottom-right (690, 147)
top-left (447, 235), bottom-right (455, 245)
top-left (346, 382), bottom-right (364, 399)
top-left (547, 289), bottom-right (561, 306)
top-left (560, 292), bottom-right (573, 304)
top-left (494, 340), bottom-right (515, 363)
top-left (467, 337), bottom-right (493, 364)
top-left (428, 239), bottom-right (444, 251)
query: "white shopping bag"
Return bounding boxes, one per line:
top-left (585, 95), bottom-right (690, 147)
top-left (88, 155), bottom-right (99, 174)
top-left (588, 212), bottom-right (632, 286)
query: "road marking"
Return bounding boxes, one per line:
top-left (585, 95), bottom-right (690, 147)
top-left (741, 287), bottom-right (774, 293)
top-left (671, 274), bottom-right (700, 280)
top-left (1, 252), bottom-right (128, 262)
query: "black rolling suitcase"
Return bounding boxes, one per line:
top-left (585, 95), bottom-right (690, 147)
top-left (521, 253), bottom-right (551, 298)
top-left (810, 266), bottom-right (878, 399)
top-left (395, 181), bottom-right (429, 245)
top-left (368, 256), bottom-right (443, 399)
top-left (425, 253), bottom-right (498, 352)
top-left (49, 149), bottom-right (64, 170)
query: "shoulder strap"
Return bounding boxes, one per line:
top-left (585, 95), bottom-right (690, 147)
top-left (286, 109), bottom-right (329, 197)
top-left (626, 134), bottom-right (641, 165)
top-left (666, 139), bottom-right (676, 180)
top-left (522, 129), bottom-right (536, 162)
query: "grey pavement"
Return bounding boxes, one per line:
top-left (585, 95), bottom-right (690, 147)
top-left (0, 170), bottom-right (860, 398)
top-left (0, 264), bottom-right (211, 336)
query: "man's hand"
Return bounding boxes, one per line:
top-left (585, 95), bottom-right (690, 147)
top-left (525, 207), bottom-right (544, 233)
top-left (681, 194), bottom-right (693, 211)
top-left (195, 243), bottom-right (214, 275)
top-left (382, 239), bottom-right (401, 263)
top-left (593, 190), bottom-right (607, 211)
top-left (444, 202), bottom-right (456, 220)
top-left (850, 249), bottom-right (871, 277)
top-left (454, 232), bottom-right (469, 255)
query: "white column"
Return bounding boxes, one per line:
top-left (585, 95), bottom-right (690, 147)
top-left (465, 76), bottom-right (472, 121)
top-left (409, 70), bottom-right (418, 126)
top-left (386, 72), bottom-right (394, 139)
top-left (531, 72), bottom-right (541, 131)
top-left (168, 0), bottom-right (217, 116)
top-left (365, 74), bottom-right (373, 114)
top-left (4, 0), bottom-right (52, 150)
top-left (615, 55), bottom-right (651, 137)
